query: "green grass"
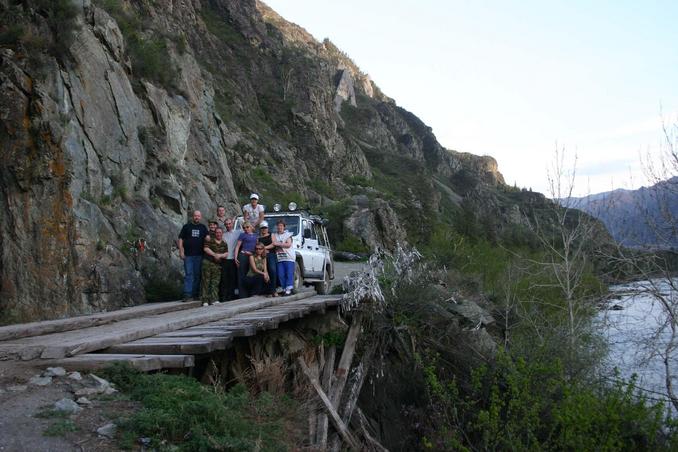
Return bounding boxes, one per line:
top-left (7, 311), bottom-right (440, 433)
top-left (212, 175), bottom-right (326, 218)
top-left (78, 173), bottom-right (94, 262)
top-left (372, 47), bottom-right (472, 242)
top-left (200, 7), bottom-right (247, 48)
top-left (308, 178), bottom-right (337, 198)
top-left (311, 330), bottom-right (346, 347)
top-left (101, 364), bottom-right (301, 451)
top-left (336, 233), bottom-right (369, 253)
top-left (43, 419), bottom-right (78, 437)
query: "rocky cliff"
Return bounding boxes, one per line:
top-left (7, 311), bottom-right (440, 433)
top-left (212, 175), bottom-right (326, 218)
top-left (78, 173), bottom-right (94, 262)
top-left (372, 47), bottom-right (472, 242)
top-left (0, 0), bottom-right (511, 323)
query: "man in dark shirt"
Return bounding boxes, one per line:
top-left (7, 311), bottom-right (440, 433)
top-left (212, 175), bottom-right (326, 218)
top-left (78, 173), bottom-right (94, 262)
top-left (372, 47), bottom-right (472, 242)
top-left (178, 210), bottom-right (209, 300)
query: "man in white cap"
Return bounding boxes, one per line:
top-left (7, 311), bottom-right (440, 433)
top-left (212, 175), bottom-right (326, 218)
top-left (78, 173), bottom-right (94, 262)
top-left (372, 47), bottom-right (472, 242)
top-left (242, 193), bottom-right (265, 228)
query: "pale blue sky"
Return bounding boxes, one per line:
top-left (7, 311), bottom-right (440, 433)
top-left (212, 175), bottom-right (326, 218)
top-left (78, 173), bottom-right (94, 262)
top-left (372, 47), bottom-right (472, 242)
top-left (264, 0), bottom-right (678, 195)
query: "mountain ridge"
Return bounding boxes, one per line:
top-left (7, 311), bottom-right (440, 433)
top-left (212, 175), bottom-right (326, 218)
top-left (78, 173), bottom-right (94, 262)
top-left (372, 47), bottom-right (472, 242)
top-left (563, 176), bottom-right (678, 249)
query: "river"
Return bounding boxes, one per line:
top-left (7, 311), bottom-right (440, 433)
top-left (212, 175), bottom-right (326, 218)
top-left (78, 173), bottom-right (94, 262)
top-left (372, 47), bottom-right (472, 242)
top-left (599, 278), bottom-right (678, 411)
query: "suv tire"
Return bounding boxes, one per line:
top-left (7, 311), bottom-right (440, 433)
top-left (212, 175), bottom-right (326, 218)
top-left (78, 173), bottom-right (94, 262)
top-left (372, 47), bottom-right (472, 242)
top-left (315, 267), bottom-right (331, 295)
top-left (293, 261), bottom-right (302, 292)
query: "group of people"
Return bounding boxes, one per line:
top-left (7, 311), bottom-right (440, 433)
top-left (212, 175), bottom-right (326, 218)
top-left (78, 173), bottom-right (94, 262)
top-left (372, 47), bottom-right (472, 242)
top-left (177, 194), bottom-right (296, 306)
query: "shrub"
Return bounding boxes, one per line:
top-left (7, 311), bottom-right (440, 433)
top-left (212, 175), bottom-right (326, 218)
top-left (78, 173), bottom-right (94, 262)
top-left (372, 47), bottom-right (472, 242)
top-left (128, 35), bottom-right (177, 88)
top-left (144, 277), bottom-right (182, 303)
top-left (336, 233), bottom-right (369, 254)
top-left (101, 364), bottom-right (302, 451)
top-left (0, 24), bottom-right (24, 46)
top-left (426, 352), bottom-right (675, 451)
top-left (33, 0), bottom-right (80, 57)
top-left (96, 0), bottom-right (178, 90)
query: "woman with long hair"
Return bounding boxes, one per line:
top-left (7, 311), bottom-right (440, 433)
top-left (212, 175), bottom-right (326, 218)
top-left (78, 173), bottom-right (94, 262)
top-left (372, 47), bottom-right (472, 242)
top-left (245, 243), bottom-right (270, 296)
top-left (234, 221), bottom-right (258, 298)
top-left (258, 221), bottom-right (278, 297)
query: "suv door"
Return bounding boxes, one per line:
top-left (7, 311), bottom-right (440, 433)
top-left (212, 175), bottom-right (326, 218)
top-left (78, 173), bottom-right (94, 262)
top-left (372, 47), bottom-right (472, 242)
top-left (313, 222), bottom-right (330, 270)
top-left (301, 219), bottom-right (324, 276)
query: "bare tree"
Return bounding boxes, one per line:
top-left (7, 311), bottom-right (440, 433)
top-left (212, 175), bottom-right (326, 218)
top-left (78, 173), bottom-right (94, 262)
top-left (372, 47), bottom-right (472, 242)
top-left (600, 116), bottom-right (678, 411)
top-left (518, 148), bottom-right (601, 350)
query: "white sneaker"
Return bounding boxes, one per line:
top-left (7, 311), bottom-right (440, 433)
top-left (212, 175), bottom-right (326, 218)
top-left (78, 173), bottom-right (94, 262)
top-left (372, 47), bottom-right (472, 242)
top-left (213, 301), bottom-right (220, 305)
top-left (202, 302), bottom-right (209, 307)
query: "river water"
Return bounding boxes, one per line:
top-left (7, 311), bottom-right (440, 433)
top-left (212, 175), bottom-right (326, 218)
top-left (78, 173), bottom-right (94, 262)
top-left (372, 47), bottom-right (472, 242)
top-left (598, 278), bottom-right (678, 410)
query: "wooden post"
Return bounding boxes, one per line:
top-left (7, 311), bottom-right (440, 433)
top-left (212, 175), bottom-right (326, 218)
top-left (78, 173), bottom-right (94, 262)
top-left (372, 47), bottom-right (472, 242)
top-left (306, 351), bottom-right (321, 447)
top-left (355, 408), bottom-right (389, 452)
top-left (298, 356), bottom-right (360, 451)
top-left (330, 312), bottom-right (363, 408)
top-left (317, 344), bottom-right (336, 448)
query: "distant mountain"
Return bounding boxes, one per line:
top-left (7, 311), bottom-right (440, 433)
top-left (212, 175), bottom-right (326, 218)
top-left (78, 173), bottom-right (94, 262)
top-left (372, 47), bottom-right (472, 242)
top-left (563, 177), bottom-right (678, 249)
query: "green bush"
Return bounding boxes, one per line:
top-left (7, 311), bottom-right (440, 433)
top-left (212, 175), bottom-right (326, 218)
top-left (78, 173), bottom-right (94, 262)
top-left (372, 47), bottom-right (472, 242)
top-left (144, 277), bottom-right (182, 303)
top-left (0, 24), bottom-right (24, 46)
top-left (96, 0), bottom-right (177, 90)
top-left (101, 364), bottom-right (301, 451)
top-left (364, 247), bottom-right (666, 450)
top-left (424, 352), bottom-right (675, 451)
top-left (308, 178), bottom-right (336, 198)
top-left (200, 6), bottom-right (246, 48)
top-left (33, 0), bottom-right (80, 57)
top-left (128, 35), bottom-right (177, 88)
top-left (336, 233), bottom-right (369, 253)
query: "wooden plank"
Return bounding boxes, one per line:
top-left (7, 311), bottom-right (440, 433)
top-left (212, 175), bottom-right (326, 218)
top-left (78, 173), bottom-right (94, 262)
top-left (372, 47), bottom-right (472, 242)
top-left (46, 354), bottom-right (194, 372)
top-left (184, 325), bottom-right (258, 336)
top-left (0, 301), bottom-right (201, 341)
top-left (224, 318), bottom-right (279, 330)
top-left (156, 330), bottom-right (235, 338)
top-left (232, 312), bottom-right (291, 323)
top-left (0, 292), bottom-right (315, 360)
top-left (261, 306), bottom-right (312, 319)
top-left (105, 336), bottom-right (232, 355)
top-left (298, 356), bottom-right (360, 451)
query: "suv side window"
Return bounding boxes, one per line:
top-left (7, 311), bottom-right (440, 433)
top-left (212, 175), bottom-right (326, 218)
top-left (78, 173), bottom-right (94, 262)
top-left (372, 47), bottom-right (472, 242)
top-left (314, 223), bottom-right (326, 247)
top-left (303, 220), bottom-right (317, 240)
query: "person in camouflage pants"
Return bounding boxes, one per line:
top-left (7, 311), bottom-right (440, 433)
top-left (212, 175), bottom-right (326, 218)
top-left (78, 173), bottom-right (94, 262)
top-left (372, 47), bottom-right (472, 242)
top-left (201, 226), bottom-right (229, 305)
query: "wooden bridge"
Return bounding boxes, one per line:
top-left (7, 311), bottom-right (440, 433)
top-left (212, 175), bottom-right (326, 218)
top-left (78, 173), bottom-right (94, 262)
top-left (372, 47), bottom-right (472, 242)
top-left (0, 291), bottom-right (342, 372)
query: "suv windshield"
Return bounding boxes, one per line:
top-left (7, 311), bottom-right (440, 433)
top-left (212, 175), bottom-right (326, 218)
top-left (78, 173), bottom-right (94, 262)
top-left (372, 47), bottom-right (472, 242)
top-left (265, 215), bottom-right (301, 236)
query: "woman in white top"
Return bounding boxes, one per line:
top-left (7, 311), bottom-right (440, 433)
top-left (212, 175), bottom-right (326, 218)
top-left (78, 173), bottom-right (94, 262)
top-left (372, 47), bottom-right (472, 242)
top-left (272, 219), bottom-right (295, 296)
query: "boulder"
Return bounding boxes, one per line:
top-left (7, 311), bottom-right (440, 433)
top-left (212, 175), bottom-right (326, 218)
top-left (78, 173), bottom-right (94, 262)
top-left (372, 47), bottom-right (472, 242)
top-left (44, 367), bottom-right (67, 377)
top-left (96, 422), bottom-right (117, 438)
top-left (54, 398), bottom-right (82, 414)
top-left (28, 376), bottom-right (53, 386)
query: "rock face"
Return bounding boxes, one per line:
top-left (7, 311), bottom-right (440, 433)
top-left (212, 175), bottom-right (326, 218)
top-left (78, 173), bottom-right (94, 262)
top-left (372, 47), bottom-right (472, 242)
top-left (333, 69), bottom-right (357, 112)
top-left (0, 0), bottom-right (513, 323)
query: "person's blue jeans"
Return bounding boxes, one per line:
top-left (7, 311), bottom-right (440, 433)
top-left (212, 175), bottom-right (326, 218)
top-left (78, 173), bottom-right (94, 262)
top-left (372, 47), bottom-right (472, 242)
top-left (266, 253), bottom-right (278, 294)
top-left (183, 255), bottom-right (203, 298)
top-left (238, 253), bottom-right (251, 298)
top-left (277, 261), bottom-right (295, 291)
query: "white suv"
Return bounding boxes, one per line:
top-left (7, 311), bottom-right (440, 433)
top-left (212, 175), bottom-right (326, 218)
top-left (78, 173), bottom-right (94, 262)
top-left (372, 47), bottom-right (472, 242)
top-left (235, 206), bottom-right (335, 294)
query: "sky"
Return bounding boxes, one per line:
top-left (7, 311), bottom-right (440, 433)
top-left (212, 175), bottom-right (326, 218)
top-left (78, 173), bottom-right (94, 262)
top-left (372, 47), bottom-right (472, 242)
top-left (264, 0), bottom-right (678, 196)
